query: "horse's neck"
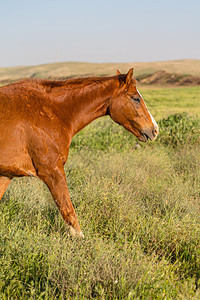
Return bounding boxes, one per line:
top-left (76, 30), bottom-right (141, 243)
top-left (58, 79), bottom-right (117, 137)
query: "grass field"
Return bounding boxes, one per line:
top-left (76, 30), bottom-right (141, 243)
top-left (141, 86), bottom-right (200, 118)
top-left (0, 86), bottom-right (200, 299)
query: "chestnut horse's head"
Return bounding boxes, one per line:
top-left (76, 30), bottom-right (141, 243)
top-left (108, 68), bottom-right (158, 142)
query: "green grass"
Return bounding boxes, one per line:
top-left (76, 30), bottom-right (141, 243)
top-left (141, 86), bottom-right (200, 119)
top-left (0, 86), bottom-right (200, 299)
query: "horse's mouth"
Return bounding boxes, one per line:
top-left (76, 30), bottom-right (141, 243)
top-left (138, 133), bottom-right (149, 142)
top-left (129, 121), bottom-right (154, 142)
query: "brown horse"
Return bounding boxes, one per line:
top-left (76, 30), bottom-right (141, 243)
top-left (0, 69), bottom-right (158, 237)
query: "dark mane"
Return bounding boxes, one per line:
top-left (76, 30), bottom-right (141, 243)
top-left (20, 76), bottom-right (112, 86)
top-left (17, 74), bottom-right (136, 93)
top-left (40, 75), bottom-right (120, 89)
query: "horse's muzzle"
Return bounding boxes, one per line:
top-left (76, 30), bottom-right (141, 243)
top-left (140, 125), bottom-right (159, 142)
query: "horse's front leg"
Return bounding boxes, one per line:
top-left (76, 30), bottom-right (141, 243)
top-left (39, 164), bottom-right (84, 238)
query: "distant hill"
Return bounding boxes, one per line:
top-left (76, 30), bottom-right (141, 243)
top-left (137, 70), bottom-right (200, 86)
top-left (0, 59), bottom-right (200, 84)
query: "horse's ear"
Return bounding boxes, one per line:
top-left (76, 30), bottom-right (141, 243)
top-left (126, 68), bottom-right (134, 85)
top-left (116, 69), bottom-right (121, 75)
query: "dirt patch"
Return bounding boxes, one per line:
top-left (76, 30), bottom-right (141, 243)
top-left (137, 70), bottom-right (200, 86)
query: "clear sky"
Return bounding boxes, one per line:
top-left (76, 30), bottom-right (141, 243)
top-left (1, 0), bottom-right (200, 67)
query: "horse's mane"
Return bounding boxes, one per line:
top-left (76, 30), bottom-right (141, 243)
top-left (18, 74), bottom-right (136, 92)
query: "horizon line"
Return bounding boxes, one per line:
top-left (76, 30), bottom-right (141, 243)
top-left (0, 58), bottom-right (199, 69)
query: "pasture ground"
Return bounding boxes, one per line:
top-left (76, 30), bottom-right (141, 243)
top-left (0, 86), bottom-right (200, 299)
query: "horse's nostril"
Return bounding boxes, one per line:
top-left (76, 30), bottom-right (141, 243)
top-left (154, 127), bottom-right (159, 136)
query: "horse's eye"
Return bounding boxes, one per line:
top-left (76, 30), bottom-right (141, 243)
top-left (133, 97), bottom-right (141, 103)
top-left (128, 93), bottom-right (141, 103)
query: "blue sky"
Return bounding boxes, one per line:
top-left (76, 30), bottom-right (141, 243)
top-left (1, 0), bottom-right (200, 67)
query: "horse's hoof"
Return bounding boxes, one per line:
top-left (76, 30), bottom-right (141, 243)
top-left (70, 226), bottom-right (84, 238)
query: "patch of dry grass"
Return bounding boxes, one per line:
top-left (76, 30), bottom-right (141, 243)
top-left (0, 145), bottom-right (200, 299)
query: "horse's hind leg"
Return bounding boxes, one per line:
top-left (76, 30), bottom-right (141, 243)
top-left (0, 177), bottom-right (11, 201)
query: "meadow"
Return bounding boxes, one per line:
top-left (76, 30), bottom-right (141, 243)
top-left (0, 86), bottom-right (200, 299)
